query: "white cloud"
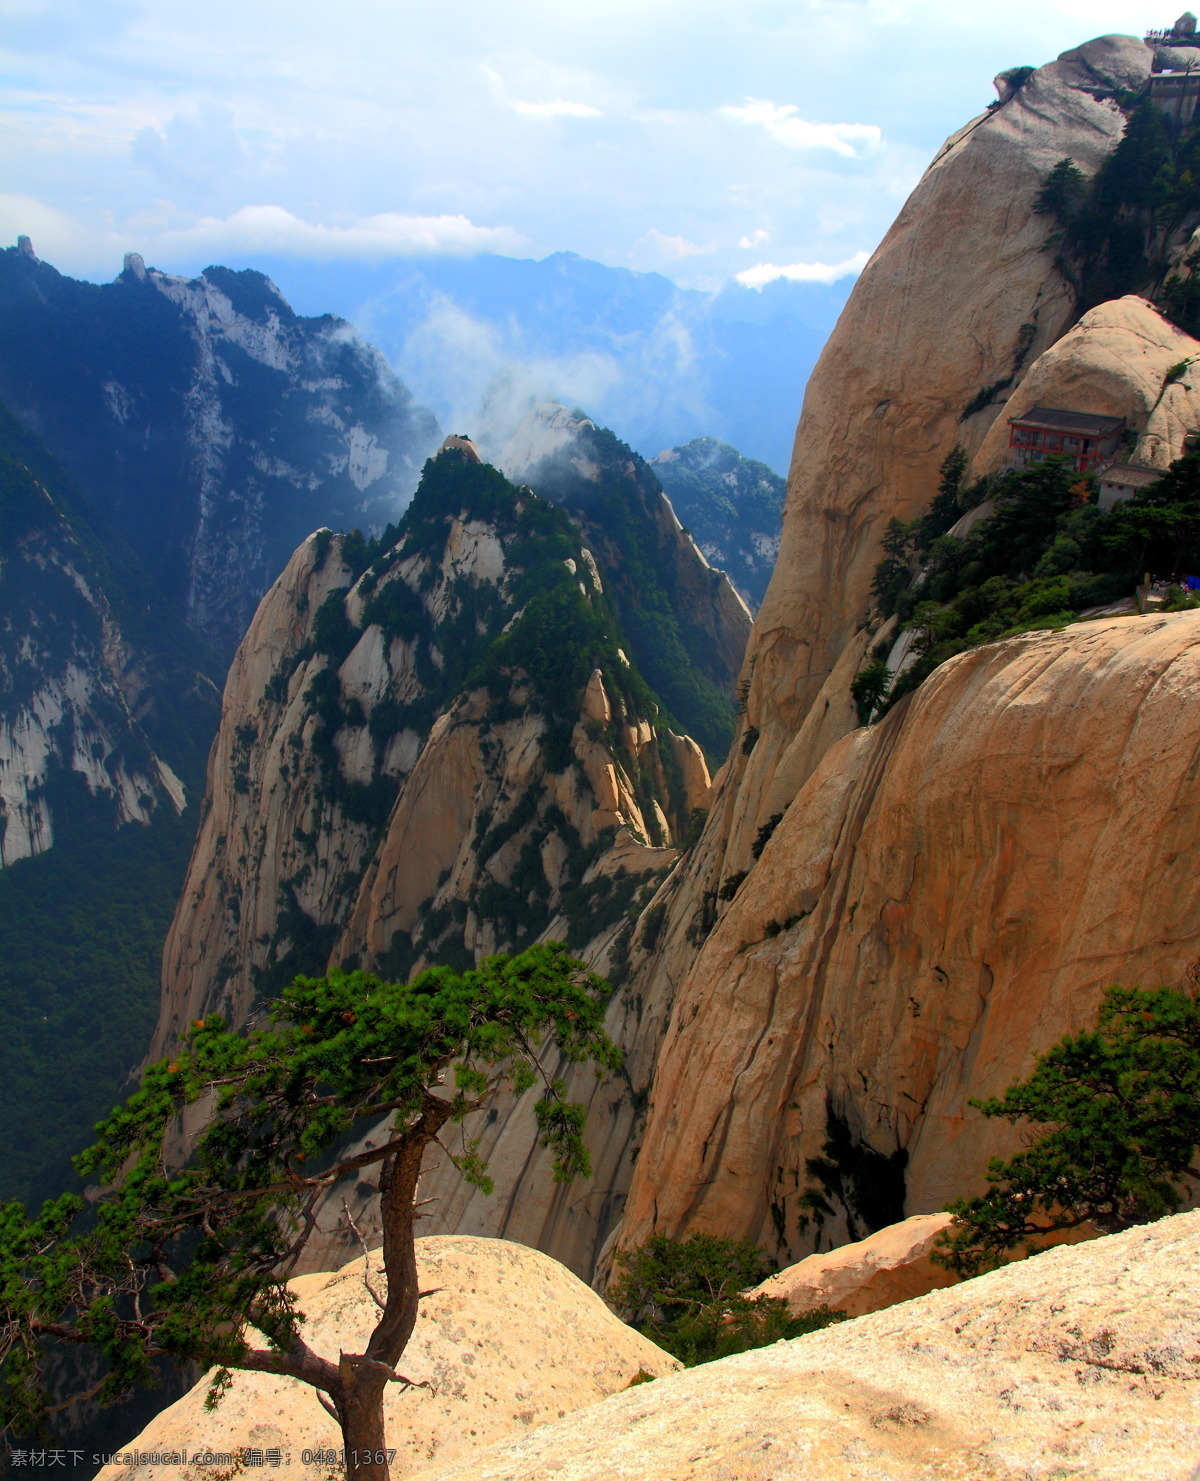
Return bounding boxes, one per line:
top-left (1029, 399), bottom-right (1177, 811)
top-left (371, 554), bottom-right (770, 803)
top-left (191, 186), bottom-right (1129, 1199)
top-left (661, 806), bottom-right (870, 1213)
top-left (738, 228), bottom-right (770, 248)
top-left (2, 0), bottom-right (1141, 296)
top-left (735, 250), bottom-right (870, 289)
top-left (644, 228), bottom-right (713, 259)
top-left (510, 99), bottom-right (602, 119)
top-left (721, 99), bottom-right (882, 159)
top-left (153, 205), bottom-right (527, 261)
top-left (0, 193), bottom-right (124, 266)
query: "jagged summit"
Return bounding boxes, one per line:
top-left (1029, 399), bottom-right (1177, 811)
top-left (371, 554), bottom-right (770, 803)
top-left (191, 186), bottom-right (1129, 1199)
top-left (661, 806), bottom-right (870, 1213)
top-left (154, 445), bottom-right (712, 1049)
top-left (0, 247), bottom-right (441, 655)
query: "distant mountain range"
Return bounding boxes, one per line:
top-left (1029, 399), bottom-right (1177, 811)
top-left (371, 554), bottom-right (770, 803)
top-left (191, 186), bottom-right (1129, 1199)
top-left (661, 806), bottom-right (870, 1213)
top-left (0, 242), bottom-right (441, 655)
top-left (0, 242), bottom-right (782, 1216)
top-left (200, 250), bottom-right (848, 474)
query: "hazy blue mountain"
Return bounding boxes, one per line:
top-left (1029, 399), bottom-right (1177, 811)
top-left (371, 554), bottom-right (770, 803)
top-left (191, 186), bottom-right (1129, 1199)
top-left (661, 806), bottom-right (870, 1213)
top-left (0, 243), bottom-right (441, 655)
top-left (651, 437), bottom-right (786, 610)
top-left (207, 251), bottom-right (850, 474)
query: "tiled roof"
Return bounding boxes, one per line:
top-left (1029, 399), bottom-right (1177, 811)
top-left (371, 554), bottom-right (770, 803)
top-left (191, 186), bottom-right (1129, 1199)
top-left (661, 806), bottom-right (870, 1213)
top-left (1008, 406), bottom-right (1126, 436)
top-left (1096, 462), bottom-right (1163, 489)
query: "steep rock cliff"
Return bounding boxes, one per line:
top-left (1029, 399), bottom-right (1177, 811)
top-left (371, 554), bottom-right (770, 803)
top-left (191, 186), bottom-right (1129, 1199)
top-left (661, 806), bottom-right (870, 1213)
top-left (552, 34), bottom-right (1199, 1270)
top-left (731, 35), bottom-right (1150, 845)
top-left (621, 612), bottom-right (1200, 1260)
top-left (154, 445), bottom-right (711, 1056)
top-left (0, 244), bottom-right (440, 654)
top-left (0, 402), bottom-right (215, 864)
top-left (650, 437), bottom-right (785, 611)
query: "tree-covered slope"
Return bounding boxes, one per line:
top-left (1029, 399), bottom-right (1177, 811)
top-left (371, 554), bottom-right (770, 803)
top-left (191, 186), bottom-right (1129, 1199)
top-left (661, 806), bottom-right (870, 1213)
top-left (495, 408), bottom-right (750, 759)
top-left (856, 447), bottom-right (1200, 723)
top-left (0, 403), bottom-right (220, 1205)
top-left (155, 441), bottom-right (711, 1047)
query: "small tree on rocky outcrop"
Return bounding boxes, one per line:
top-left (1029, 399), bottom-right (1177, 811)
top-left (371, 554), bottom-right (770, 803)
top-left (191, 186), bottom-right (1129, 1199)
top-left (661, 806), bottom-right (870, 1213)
top-left (608, 1232), bottom-right (845, 1365)
top-left (937, 977), bottom-right (1200, 1277)
top-left (0, 942), bottom-right (619, 1481)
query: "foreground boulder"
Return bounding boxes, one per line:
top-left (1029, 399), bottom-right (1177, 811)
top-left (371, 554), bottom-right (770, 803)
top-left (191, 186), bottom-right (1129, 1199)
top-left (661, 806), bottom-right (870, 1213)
top-left (750, 1213), bottom-right (957, 1318)
top-left (418, 1210), bottom-right (1200, 1481)
top-left (95, 1237), bottom-right (677, 1481)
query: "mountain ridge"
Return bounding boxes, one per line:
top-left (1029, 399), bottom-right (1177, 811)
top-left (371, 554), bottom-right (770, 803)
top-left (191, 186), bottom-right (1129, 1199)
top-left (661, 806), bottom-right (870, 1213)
top-left (0, 245), bottom-right (441, 654)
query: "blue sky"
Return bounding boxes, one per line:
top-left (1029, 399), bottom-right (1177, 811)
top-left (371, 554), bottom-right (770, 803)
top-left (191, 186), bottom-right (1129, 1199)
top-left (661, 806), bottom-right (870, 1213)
top-left (0, 0), bottom-right (1169, 290)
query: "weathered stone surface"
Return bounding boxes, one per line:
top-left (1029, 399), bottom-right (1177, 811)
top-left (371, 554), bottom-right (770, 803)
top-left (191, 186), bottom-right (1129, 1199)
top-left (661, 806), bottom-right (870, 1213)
top-left (973, 294), bottom-right (1200, 476)
top-left (155, 499), bottom-right (690, 1065)
top-left (622, 613), bottom-right (1200, 1259)
top-left (154, 530), bottom-right (363, 1052)
top-left (750, 1214), bottom-right (958, 1318)
top-left (95, 1237), bottom-right (677, 1481)
top-left (151, 480), bottom-right (703, 1277)
top-left (416, 1211), bottom-right (1200, 1481)
top-left (333, 688), bottom-right (668, 970)
top-left (561, 56), bottom-right (1163, 1264)
top-left (739, 35), bottom-right (1150, 827)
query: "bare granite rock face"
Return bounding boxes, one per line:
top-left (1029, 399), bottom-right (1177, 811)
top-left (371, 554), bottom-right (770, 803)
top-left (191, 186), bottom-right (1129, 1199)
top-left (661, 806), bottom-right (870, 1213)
top-left (621, 613), bottom-right (1200, 1260)
top-left (571, 34), bottom-right (1200, 1274)
top-left (734, 35), bottom-right (1151, 841)
top-left (415, 1210), bottom-right (1200, 1481)
top-left (0, 410), bottom-right (216, 867)
top-left (94, 1237), bottom-right (677, 1481)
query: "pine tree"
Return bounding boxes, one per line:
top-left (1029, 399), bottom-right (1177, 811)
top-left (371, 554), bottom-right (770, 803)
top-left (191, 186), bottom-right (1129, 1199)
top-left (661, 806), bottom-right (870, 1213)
top-left (1032, 157), bottom-right (1085, 218)
top-left (935, 976), bottom-right (1200, 1278)
top-left (0, 943), bottom-right (620, 1481)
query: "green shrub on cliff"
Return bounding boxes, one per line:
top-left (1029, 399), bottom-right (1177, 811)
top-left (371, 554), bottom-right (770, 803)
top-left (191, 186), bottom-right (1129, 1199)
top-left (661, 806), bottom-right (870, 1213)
top-left (936, 976), bottom-right (1200, 1278)
top-left (1032, 98), bottom-right (1200, 324)
top-left (859, 450), bottom-right (1200, 720)
top-left (608, 1232), bottom-right (846, 1365)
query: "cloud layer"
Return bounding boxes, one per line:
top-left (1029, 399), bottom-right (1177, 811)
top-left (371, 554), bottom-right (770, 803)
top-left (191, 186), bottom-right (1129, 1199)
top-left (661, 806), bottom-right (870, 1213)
top-left (720, 100), bottom-right (882, 159)
top-left (736, 251), bottom-right (872, 289)
top-left (155, 206), bottom-right (527, 260)
top-left (0, 0), bottom-right (1159, 291)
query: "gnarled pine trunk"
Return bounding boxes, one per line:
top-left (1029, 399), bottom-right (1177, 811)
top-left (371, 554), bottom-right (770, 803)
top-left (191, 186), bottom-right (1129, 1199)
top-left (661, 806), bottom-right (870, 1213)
top-left (336, 1099), bottom-right (451, 1481)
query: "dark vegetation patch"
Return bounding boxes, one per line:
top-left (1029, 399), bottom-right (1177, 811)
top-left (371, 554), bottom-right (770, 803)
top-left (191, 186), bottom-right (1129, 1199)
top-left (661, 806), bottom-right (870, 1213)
top-left (516, 423), bottom-right (739, 759)
top-left (609, 1232), bottom-right (846, 1366)
top-left (0, 770), bottom-right (199, 1207)
top-left (1034, 96), bottom-right (1200, 322)
top-left (0, 406), bottom-right (220, 1207)
top-left (856, 446), bottom-right (1200, 720)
